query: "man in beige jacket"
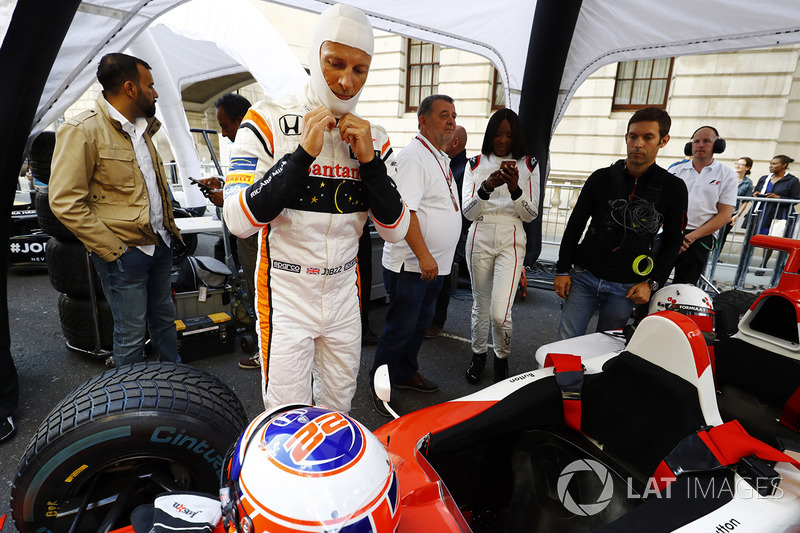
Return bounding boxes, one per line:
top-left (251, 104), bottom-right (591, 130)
top-left (50, 53), bottom-right (182, 366)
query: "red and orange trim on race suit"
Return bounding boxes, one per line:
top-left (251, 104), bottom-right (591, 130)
top-left (256, 226), bottom-right (273, 387)
top-left (502, 225), bottom-right (519, 327)
top-left (371, 202), bottom-right (407, 230)
top-left (355, 259), bottom-right (363, 314)
top-left (237, 189), bottom-right (265, 229)
top-left (470, 154), bottom-right (482, 171)
top-left (524, 155), bottom-right (536, 172)
top-left (242, 108), bottom-right (275, 156)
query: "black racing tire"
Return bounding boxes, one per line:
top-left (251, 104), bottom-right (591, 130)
top-left (46, 238), bottom-right (101, 297)
top-left (58, 293), bottom-right (114, 353)
top-left (28, 131), bottom-right (55, 184)
top-left (35, 190), bottom-right (78, 241)
top-left (10, 362), bottom-right (248, 533)
top-left (714, 289), bottom-right (759, 338)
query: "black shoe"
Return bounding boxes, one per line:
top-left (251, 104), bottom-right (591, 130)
top-left (362, 330), bottom-right (379, 346)
top-left (494, 357), bottom-right (509, 383)
top-left (0, 415), bottom-right (16, 442)
top-left (466, 352), bottom-right (487, 385)
top-left (395, 372), bottom-right (438, 393)
top-left (371, 387), bottom-right (393, 418)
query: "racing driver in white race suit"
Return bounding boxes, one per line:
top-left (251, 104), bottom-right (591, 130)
top-left (223, 4), bottom-right (410, 413)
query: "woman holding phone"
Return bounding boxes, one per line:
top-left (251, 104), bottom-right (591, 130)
top-left (461, 108), bottom-right (540, 384)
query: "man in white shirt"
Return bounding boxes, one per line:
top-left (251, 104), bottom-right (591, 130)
top-left (50, 53), bottom-right (182, 366)
top-left (669, 126), bottom-right (737, 284)
top-left (370, 94), bottom-right (462, 416)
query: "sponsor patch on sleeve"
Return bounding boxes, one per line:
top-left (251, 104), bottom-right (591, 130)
top-left (230, 157), bottom-right (257, 172)
top-left (223, 179), bottom-right (251, 199)
top-left (225, 173), bottom-right (255, 186)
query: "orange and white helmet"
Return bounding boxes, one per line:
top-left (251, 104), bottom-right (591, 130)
top-left (221, 405), bottom-right (400, 533)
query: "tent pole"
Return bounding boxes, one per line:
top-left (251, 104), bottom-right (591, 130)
top-left (519, 0), bottom-right (584, 267)
top-left (0, 0), bottom-right (82, 411)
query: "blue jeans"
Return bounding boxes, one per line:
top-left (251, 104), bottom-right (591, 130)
top-left (371, 268), bottom-right (444, 384)
top-left (557, 266), bottom-right (636, 340)
top-left (92, 242), bottom-right (180, 366)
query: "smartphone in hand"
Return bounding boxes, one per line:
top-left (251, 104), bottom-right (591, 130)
top-left (189, 177), bottom-right (213, 192)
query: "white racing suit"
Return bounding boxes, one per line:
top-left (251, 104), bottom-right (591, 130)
top-left (462, 154), bottom-right (539, 358)
top-left (223, 90), bottom-right (409, 412)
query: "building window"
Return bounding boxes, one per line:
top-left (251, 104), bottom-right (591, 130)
top-left (612, 57), bottom-right (674, 110)
top-left (406, 39), bottom-right (440, 112)
top-left (492, 68), bottom-right (505, 110)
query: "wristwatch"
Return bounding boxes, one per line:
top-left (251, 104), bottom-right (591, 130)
top-left (645, 278), bottom-right (659, 292)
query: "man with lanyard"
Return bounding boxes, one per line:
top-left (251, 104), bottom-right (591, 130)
top-left (50, 53), bottom-right (182, 367)
top-left (669, 126), bottom-right (737, 285)
top-left (555, 107), bottom-right (687, 340)
top-left (426, 124), bottom-right (469, 339)
top-left (370, 94), bottom-right (462, 416)
top-left (223, 5), bottom-right (409, 413)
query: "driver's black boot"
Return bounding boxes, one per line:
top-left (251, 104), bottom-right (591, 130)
top-left (466, 352), bottom-right (487, 384)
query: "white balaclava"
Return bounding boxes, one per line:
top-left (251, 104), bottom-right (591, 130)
top-left (307, 4), bottom-right (374, 117)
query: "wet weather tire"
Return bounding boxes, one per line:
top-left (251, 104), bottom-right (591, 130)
top-left (28, 131), bottom-right (55, 185)
top-left (714, 289), bottom-right (759, 338)
top-left (10, 362), bottom-right (248, 533)
top-left (35, 190), bottom-right (77, 241)
top-left (46, 238), bottom-right (99, 297)
top-left (58, 293), bottom-right (114, 353)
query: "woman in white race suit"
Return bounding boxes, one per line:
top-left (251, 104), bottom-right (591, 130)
top-left (462, 109), bottom-right (539, 384)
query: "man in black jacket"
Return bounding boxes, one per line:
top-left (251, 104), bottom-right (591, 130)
top-left (555, 107), bottom-right (687, 340)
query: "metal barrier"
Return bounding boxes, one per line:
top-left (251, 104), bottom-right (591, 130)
top-left (708, 195), bottom-right (800, 291)
top-left (160, 169), bottom-right (798, 292)
top-left (541, 182), bottom-right (583, 246)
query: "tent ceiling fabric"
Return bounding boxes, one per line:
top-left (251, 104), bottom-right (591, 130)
top-left (33, 0), bottom-right (192, 134)
top-left (562, 0), bottom-right (800, 131)
top-left (10, 0), bottom-right (800, 141)
top-left (266, 0), bottom-right (800, 134)
top-left (182, 72), bottom-right (255, 109)
top-left (266, 0), bottom-right (534, 111)
top-left (29, 0), bottom-right (308, 139)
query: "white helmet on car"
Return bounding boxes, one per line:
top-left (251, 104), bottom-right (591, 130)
top-left (648, 284), bottom-right (714, 316)
top-left (221, 405), bottom-right (400, 533)
top-left (648, 284), bottom-right (715, 335)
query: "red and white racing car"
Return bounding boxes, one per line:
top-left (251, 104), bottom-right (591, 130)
top-left (8, 236), bottom-right (800, 533)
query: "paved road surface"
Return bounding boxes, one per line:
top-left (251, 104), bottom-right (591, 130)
top-left (0, 235), bottom-right (569, 528)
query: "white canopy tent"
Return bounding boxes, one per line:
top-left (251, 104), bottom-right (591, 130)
top-left (32, 0), bottom-right (308, 208)
top-left (11, 0), bottom-right (800, 199)
top-left (3, 0), bottom-right (800, 352)
top-left (9, 0), bottom-right (800, 156)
